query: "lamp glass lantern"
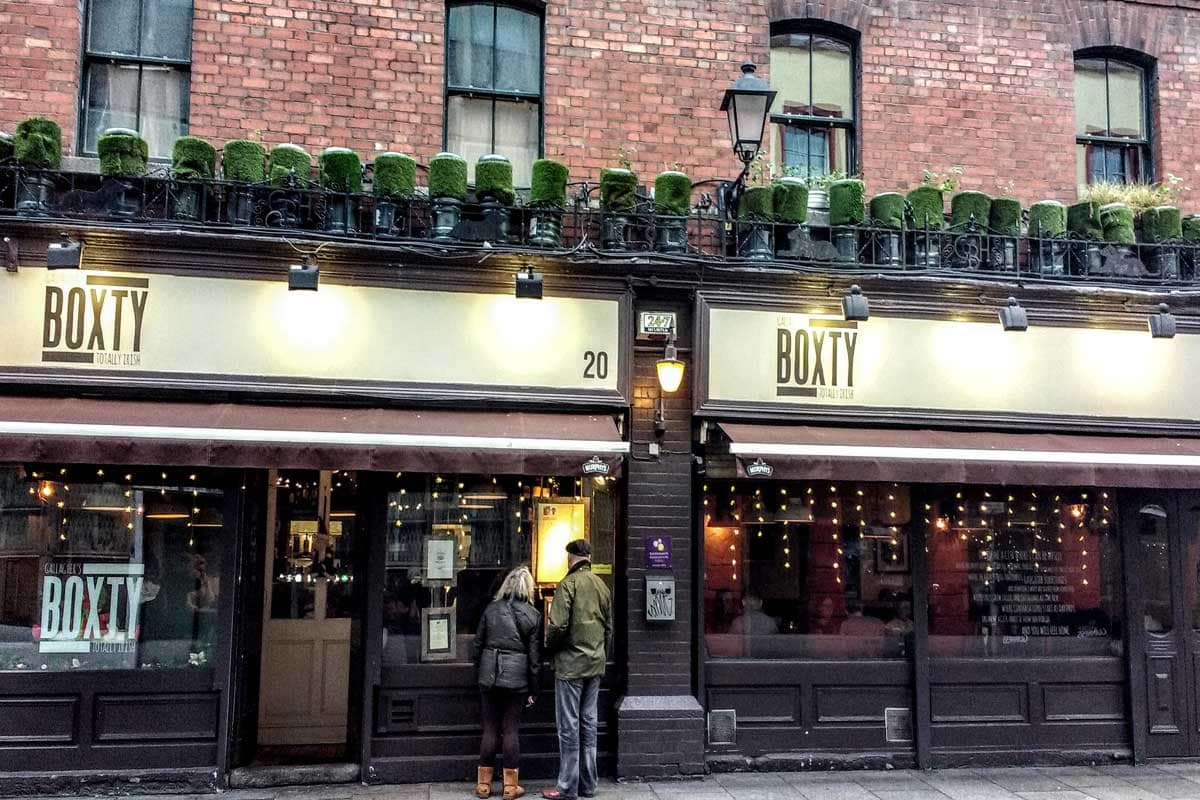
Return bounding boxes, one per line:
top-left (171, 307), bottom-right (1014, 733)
top-left (720, 62), bottom-right (777, 166)
top-left (656, 339), bottom-right (685, 394)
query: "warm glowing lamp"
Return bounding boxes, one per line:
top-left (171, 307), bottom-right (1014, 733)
top-left (656, 336), bottom-right (685, 393)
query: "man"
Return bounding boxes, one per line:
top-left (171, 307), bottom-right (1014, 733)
top-left (541, 539), bottom-right (612, 800)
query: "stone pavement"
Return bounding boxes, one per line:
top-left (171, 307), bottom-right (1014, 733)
top-left (34, 764), bottom-right (1200, 800)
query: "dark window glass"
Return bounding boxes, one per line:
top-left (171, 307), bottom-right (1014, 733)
top-left (445, 2), bottom-right (543, 186)
top-left (1137, 503), bottom-right (1172, 634)
top-left (1074, 56), bottom-right (1150, 186)
top-left (769, 32), bottom-right (855, 179)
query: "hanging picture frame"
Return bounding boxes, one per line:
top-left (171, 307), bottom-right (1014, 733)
top-left (423, 535), bottom-right (457, 583)
top-left (421, 606), bottom-right (456, 662)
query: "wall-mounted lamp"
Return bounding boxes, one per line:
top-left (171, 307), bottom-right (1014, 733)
top-left (47, 234), bottom-right (81, 270)
top-left (842, 284), bottom-right (869, 321)
top-left (4, 237), bottom-right (17, 273)
top-left (1149, 303), bottom-right (1177, 339)
top-left (288, 256), bottom-right (319, 291)
top-left (998, 297), bottom-right (1027, 332)
top-left (515, 265), bottom-right (543, 299)
top-left (655, 329), bottom-right (685, 394)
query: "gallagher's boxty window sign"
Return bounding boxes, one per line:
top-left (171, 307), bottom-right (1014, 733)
top-left (703, 304), bottom-right (1200, 422)
top-left (39, 561), bottom-right (144, 658)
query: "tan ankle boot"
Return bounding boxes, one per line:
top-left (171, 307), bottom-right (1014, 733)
top-left (502, 768), bottom-right (525, 800)
top-left (476, 766), bottom-right (495, 799)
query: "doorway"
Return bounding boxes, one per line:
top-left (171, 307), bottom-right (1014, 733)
top-left (1125, 490), bottom-right (1200, 759)
top-left (256, 469), bottom-right (361, 758)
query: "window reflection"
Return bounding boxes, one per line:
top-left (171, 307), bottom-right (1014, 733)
top-left (1137, 503), bottom-right (1172, 634)
top-left (769, 32), bottom-right (855, 178)
top-left (1073, 55), bottom-right (1149, 186)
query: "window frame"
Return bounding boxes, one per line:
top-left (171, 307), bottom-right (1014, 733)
top-left (768, 21), bottom-right (860, 178)
top-left (442, 0), bottom-right (546, 187)
top-left (77, 0), bottom-right (193, 159)
top-left (1073, 50), bottom-right (1155, 186)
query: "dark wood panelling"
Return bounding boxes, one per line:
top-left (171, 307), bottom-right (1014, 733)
top-left (931, 684), bottom-right (1028, 723)
top-left (708, 687), bottom-right (798, 724)
top-left (1147, 654), bottom-right (1182, 734)
top-left (815, 685), bottom-right (910, 725)
top-left (1043, 683), bottom-right (1125, 722)
top-left (94, 693), bottom-right (220, 742)
top-left (0, 695), bottom-right (77, 744)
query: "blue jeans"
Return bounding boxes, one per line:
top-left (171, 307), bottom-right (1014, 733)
top-left (554, 676), bottom-right (600, 797)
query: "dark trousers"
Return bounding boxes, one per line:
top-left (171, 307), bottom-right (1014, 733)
top-left (479, 688), bottom-right (525, 769)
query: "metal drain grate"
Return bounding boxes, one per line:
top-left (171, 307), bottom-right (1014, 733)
top-left (885, 707), bottom-right (913, 743)
top-left (707, 709), bottom-right (737, 745)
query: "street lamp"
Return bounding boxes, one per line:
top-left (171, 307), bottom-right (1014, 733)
top-left (720, 62), bottom-right (777, 170)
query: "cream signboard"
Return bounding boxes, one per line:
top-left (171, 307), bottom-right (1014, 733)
top-left (706, 305), bottom-right (1200, 421)
top-left (1, 268), bottom-right (623, 396)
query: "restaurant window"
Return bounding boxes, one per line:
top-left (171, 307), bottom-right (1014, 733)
top-left (0, 465), bottom-right (225, 671)
top-left (703, 481), bottom-right (913, 660)
top-left (445, 1), bottom-right (543, 187)
top-left (926, 486), bottom-right (1123, 657)
top-left (1074, 54), bottom-right (1151, 186)
top-left (380, 473), bottom-right (618, 667)
top-left (768, 28), bottom-right (856, 180)
top-left (81, 0), bottom-right (193, 158)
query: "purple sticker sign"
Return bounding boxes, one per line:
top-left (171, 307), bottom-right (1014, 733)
top-left (645, 536), bottom-right (672, 570)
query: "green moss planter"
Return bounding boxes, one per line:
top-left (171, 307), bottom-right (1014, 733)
top-left (530, 159), bottom-right (568, 207)
top-left (773, 178), bottom-right (809, 225)
top-left (1142, 205), bottom-right (1182, 244)
top-left (476, 155), bottom-right (515, 206)
top-left (907, 186), bottom-right (944, 230)
top-left (738, 185), bottom-right (774, 222)
top-left (1100, 203), bottom-right (1135, 245)
top-left (950, 191), bottom-right (991, 230)
top-left (600, 167), bottom-right (638, 213)
top-left (97, 129), bottom-right (149, 178)
top-left (829, 179), bottom-right (865, 226)
top-left (268, 144), bottom-right (311, 185)
top-left (14, 117), bottom-right (61, 169)
top-left (0, 132), bottom-right (12, 162)
top-left (989, 198), bottom-right (1021, 237)
top-left (319, 147), bottom-right (362, 193)
top-left (172, 136), bottom-right (216, 180)
top-left (222, 140), bottom-right (266, 183)
top-left (1028, 201), bottom-right (1066, 237)
top-left (869, 192), bottom-right (905, 231)
top-left (429, 153), bottom-right (468, 201)
top-left (1067, 201), bottom-right (1104, 240)
top-left (372, 152), bottom-right (416, 198)
top-left (1183, 215), bottom-right (1200, 245)
top-left (654, 171), bottom-right (691, 217)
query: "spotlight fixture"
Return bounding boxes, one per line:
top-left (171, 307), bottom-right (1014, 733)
top-left (288, 256), bottom-right (319, 291)
top-left (47, 233), bottom-right (81, 270)
top-left (4, 236), bottom-right (17, 273)
top-left (1149, 303), bottom-right (1177, 339)
top-left (656, 327), bottom-right (685, 394)
top-left (842, 284), bottom-right (869, 322)
top-left (998, 297), bottom-right (1027, 332)
top-left (515, 265), bottom-right (543, 299)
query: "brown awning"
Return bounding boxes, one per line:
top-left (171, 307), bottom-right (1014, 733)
top-left (0, 396), bottom-right (627, 477)
top-left (720, 423), bottom-right (1200, 488)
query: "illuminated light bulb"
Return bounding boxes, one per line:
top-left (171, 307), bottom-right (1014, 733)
top-left (831, 501), bottom-right (838, 508)
top-left (832, 562), bottom-right (839, 569)
top-left (731, 559), bottom-right (737, 566)
top-left (837, 548), bottom-right (843, 555)
top-left (1082, 579), bottom-right (1089, 585)
top-left (836, 576), bottom-right (842, 583)
top-left (757, 531), bottom-right (762, 538)
top-left (980, 551), bottom-right (989, 558)
top-left (960, 534), bottom-right (967, 541)
top-left (784, 548), bottom-right (790, 555)
top-left (729, 544), bottom-right (735, 551)
top-left (830, 485), bottom-right (838, 493)
top-left (1082, 550), bottom-right (1088, 556)
top-left (733, 574), bottom-right (738, 581)
top-left (832, 518), bottom-right (839, 525)
top-left (958, 505), bottom-right (966, 513)
top-left (784, 562), bottom-right (791, 569)
top-left (888, 494), bottom-right (894, 501)
top-left (1081, 564), bottom-right (1087, 570)
top-left (40, 484), bottom-right (53, 498)
top-left (754, 489), bottom-right (761, 497)
top-left (806, 487), bottom-right (813, 494)
top-left (857, 489), bottom-right (864, 496)
top-left (781, 488), bottom-right (787, 495)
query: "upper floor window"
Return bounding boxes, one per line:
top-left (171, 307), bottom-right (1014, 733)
top-left (445, 2), bottom-right (543, 187)
top-left (81, 0), bottom-right (193, 159)
top-left (1074, 55), bottom-right (1151, 186)
top-left (769, 30), bottom-right (856, 180)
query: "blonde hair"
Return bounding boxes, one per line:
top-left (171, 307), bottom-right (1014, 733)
top-left (494, 566), bottom-right (534, 603)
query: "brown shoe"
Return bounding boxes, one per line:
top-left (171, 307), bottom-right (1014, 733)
top-left (503, 768), bottom-right (525, 800)
top-left (476, 766), bottom-right (495, 799)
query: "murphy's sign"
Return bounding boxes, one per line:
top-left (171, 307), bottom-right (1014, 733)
top-left (0, 268), bottom-right (625, 398)
top-left (703, 303), bottom-right (1200, 422)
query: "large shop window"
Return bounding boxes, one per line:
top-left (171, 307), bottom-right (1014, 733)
top-left (0, 465), bottom-right (225, 671)
top-left (926, 485), bottom-right (1123, 658)
top-left (445, 2), bottom-right (543, 187)
top-left (380, 473), bottom-right (618, 666)
top-left (81, 0), bottom-right (193, 158)
top-left (704, 481), bottom-right (913, 660)
top-left (768, 29), bottom-right (856, 180)
top-left (1074, 55), bottom-right (1151, 186)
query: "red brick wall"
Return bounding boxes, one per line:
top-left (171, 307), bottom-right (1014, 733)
top-left (0, 0), bottom-right (80, 149)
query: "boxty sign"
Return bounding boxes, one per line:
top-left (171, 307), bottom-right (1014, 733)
top-left (1, 268), bottom-right (624, 397)
top-left (39, 561), bottom-right (143, 654)
top-left (704, 305), bottom-right (1200, 422)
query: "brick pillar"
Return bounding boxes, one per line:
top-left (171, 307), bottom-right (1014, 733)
top-left (617, 300), bottom-right (705, 779)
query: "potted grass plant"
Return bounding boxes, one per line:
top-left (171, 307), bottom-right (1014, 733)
top-left (319, 147), bottom-right (362, 234)
top-left (829, 178), bottom-right (865, 263)
top-left (599, 156), bottom-right (639, 250)
top-left (475, 154), bottom-right (515, 243)
top-left (868, 192), bottom-right (905, 267)
top-left (267, 143), bottom-right (311, 227)
top-left (170, 136), bottom-right (216, 222)
top-left (948, 190), bottom-right (991, 270)
top-left (653, 168), bottom-right (691, 253)
top-left (1141, 205), bottom-right (1182, 279)
top-left (737, 171), bottom-right (774, 262)
top-left (528, 158), bottom-right (568, 248)
top-left (906, 185), bottom-right (944, 268)
top-left (97, 128), bottom-right (149, 218)
top-left (1100, 202), bottom-right (1136, 271)
top-left (221, 139), bottom-right (266, 225)
top-left (988, 196), bottom-right (1021, 271)
top-left (371, 152), bottom-right (416, 239)
top-left (1067, 200), bottom-right (1104, 275)
top-left (1027, 200), bottom-right (1067, 275)
top-left (772, 176), bottom-right (808, 256)
top-left (14, 117), bottom-right (61, 215)
top-left (429, 152), bottom-right (467, 241)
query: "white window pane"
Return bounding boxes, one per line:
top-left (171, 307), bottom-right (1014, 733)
top-left (88, 0), bottom-right (139, 55)
top-left (493, 99), bottom-right (537, 187)
top-left (141, 0), bottom-right (193, 60)
top-left (769, 36), bottom-right (811, 116)
top-left (447, 4), bottom-right (494, 90)
top-left (139, 66), bottom-right (188, 158)
top-left (811, 36), bottom-right (852, 119)
top-left (495, 6), bottom-right (540, 94)
top-left (1107, 60), bottom-right (1145, 139)
top-left (1074, 58), bottom-right (1108, 137)
top-left (84, 62), bottom-right (139, 153)
top-left (446, 95), bottom-right (492, 182)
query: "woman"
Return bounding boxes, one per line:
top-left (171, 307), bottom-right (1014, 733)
top-left (473, 566), bottom-right (541, 800)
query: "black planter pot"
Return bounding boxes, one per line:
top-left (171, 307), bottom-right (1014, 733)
top-left (529, 207), bottom-right (563, 248)
top-left (324, 194), bottom-right (358, 234)
top-left (172, 183), bottom-right (204, 222)
top-left (990, 235), bottom-right (1017, 271)
top-left (16, 172), bottom-right (52, 215)
top-left (1070, 240), bottom-right (1103, 275)
top-left (910, 231), bottom-right (942, 269)
top-left (480, 199), bottom-right (511, 244)
top-left (654, 216), bottom-right (687, 253)
top-left (105, 182), bottom-right (141, 219)
top-left (1148, 246), bottom-right (1180, 281)
top-left (1029, 237), bottom-right (1067, 276)
top-left (374, 198), bottom-right (398, 239)
top-left (832, 227), bottom-right (858, 263)
top-left (872, 230), bottom-right (903, 267)
top-left (431, 197), bottom-right (461, 242)
top-left (1182, 244), bottom-right (1199, 281)
top-left (227, 186), bottom-right (256, 226)
top-left (601, 214), bottom-right (630, 250)
top-left (739, 223), bottom-right (773, 261)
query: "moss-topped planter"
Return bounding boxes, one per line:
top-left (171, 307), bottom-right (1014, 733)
top-left (1183, 215), bottom-right (1200, 245)
top-left (1067, 201), bottom-right (1104, 241)
top-left (97, 129), bottom-right (148, 178)
top-left (171, 136), bottom-right (216, 222)
top-left (14, 117), bottom-right (61, 169)
top-left (907, 186), bottom-right (944, 231)
top-left (429, 153), bottom-right (468, 241)
top-left (320, 147), bottom-right (362, 234)
top-left (989, 198), bottom-right (1021, 237)
top-left (869, 192), bottom-right (905, 231)
top-left (1142, 205), bottom-right (1183, 279)
top-left (371, 153), bottom-right (416, 238)
top-left (1100, 202), bottom-right (1135, 245)
top-left (950, 191), bottom-right (991, 231)
top-left (0, 132), bottom-right (13, 162)
top-left (476, 154), bottom-right (515, 206)
top-left (738, 186), bottom-right (774, 261)
top-left (268, 144), bottom-right (312, 186)
top-left (829, 179), bottom-right (865, 227)
top-left (773, 178), bottom-right (809, 225)
top-left (653, 170), bottom-right (691, 253)
top-left (529, 158), bottom-right (568, 248)
top-left (1028, 201), bottom-right (1066, 238)
top-left (600, 167), bottom-right (638, 250)
top-left (1028, 201), bottom-right (1067, 276)
top-left (223, 140), bottom-right (266, 183)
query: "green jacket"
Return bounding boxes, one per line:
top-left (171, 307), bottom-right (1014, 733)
top-left (546, 561), bottom-right (613, 680)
